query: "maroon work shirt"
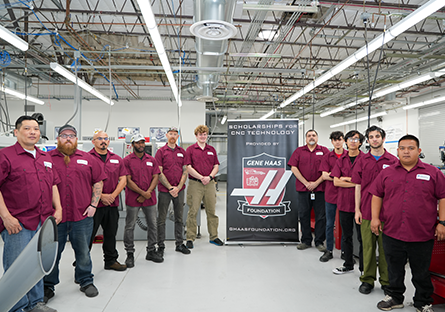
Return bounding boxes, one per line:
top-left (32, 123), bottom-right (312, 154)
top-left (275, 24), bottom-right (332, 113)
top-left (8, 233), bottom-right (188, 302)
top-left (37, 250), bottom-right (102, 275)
top-left (155, 144), bottom-right (186, 193)
top-left (89, 149), bottom-right (128, 208)
top-left (185, 143), bottom-right (219, 177)
top-left (50, 148), bottom-right (106, 223)
top-left (331, 151), bottom-right (363, 213)
top-left (351, 150), bottom-right (398, 220)
top-left (319, 149), bottom-right (347, 204)
top-left (0, 142), bottom-right (60, 233)
top-left (124, 152), bottom-right (160, 207)
top-left (370, 160), bottom-right (445, 242)
top-left (288, 144), bottom-right (330, 192)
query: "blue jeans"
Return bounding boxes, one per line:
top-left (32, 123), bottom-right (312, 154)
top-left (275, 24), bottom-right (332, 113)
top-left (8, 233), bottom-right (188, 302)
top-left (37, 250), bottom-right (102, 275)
top-left (325, 202), bottom-right (337, 252)
top-left (124, 205), bottom-right (157, 253)
top-left (1, 224), bottom-right (42, 312)
top-left (44, 217), bottom-right (94, 289)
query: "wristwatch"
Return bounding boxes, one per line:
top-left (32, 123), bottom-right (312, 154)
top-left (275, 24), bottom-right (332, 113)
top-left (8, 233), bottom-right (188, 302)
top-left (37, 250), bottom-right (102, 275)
top-left (439, 220), bottom-right (445, 226)
top-left (209, 175), bottom-right (214, 180)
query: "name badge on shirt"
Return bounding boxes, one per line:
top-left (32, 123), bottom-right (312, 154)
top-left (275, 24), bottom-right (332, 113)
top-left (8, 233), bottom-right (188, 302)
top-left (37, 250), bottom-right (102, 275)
top-left (43, 161), bottom-right (52, 168)
top-left (177, 153), bottom-right (184, 157)
top-left (110, 159), bottom-right (119, 164)
top-left (382, 164), bottom-right (390, 169)
top-left (316, 152), bottom-right (324, 155)
top-left (77, 159), bottom-right (88, 165)
top-left (146, 161), bottom-right (153, 166)
top-left (416, 174), bottom-right (430, 181)
top-left (207, 152), bottom-right (214, 156)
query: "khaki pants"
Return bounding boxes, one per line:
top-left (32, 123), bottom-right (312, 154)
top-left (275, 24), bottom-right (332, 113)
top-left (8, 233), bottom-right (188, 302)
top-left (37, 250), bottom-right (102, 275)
top-left (186, 180), bottom-right (219, 241)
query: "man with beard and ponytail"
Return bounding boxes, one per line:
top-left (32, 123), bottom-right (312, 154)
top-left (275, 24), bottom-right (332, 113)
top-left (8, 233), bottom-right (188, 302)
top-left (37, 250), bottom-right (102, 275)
top-left (44, 124), bottom-right (106, 302)
top-left (288, 129), bottom-right (329, 251)
top-left (88, 131), bottom-right (128, 271)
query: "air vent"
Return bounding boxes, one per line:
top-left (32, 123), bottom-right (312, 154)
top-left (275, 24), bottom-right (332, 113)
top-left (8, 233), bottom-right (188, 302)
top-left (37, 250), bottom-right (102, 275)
top-left (196, 95), bottom-right (219, 102)
top-left (190, 20), bottom-right (236, 40)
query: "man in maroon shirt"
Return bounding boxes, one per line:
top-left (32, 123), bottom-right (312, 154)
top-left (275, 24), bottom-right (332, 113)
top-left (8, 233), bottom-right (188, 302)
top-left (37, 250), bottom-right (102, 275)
top-left (123, 133), bottom-right (163, 266)
top-left (88, 131), bottom-right (127, 271)
top-left (44, 124), bottom-right (106, 301)
top-left (0, 116), bottom-right (61, 312)
top-left (371, 135), bottom-right (445, 312)
top-left (352, 126), bottom-right (398, 295)
top-left (288, 129), bottom-right (329, 251)
top-left (155, 127), bottom-right (190, 256)
top-left (185, 125), bottom-right (222, 248)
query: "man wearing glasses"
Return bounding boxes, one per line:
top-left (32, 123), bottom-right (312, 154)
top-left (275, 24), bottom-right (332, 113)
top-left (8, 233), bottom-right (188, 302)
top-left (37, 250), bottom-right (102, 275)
top-left (44, 125), bottom-right (106, 302)
top-left (88, 131), bottom-right (127, 271)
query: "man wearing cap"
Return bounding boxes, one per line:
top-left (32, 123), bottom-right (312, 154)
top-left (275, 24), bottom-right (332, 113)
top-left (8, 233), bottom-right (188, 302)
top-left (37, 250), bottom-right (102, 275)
top-left (44, 124), bottom-right (106, 302)
top-left (0, 116), bottom-right (61, 312)
top-left (155, 127), bottom-right (190, 256)
top-left (88, 131), bottom-right (127, 271)
top-left (185, 125), bottom-right (223, 248)
top-left (123, 133), bottom-right (163, 266)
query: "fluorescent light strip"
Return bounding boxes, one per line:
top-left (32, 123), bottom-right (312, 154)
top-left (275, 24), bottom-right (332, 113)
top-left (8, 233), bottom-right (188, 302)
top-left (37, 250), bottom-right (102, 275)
top-left (221, 115), bottom-right (227, 125)
top-left (0, 24), bottom-right (28, 51)
top-left (260, 109), bottom-right (276, 119)
top-left (1, 86), bottom-right (44, 105)
top-left (330, 112), bottom-right (387, 128)
top-left (136, 0), bottom-right (182, 108)
top-left (402, 95), bottom-right (445, 110)
top-left (50, 62), bottom-right (114, 105)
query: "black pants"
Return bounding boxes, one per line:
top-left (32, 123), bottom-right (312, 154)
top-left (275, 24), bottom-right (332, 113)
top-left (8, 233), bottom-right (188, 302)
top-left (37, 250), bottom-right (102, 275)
top-left (296, 191), bottom-right (326, 246)
top-left (89, 206), bottom-right (120, 266)
top-left (382, 234), bottom-right (434, 308)
top-left (339, 210), bottom-right (363, 270)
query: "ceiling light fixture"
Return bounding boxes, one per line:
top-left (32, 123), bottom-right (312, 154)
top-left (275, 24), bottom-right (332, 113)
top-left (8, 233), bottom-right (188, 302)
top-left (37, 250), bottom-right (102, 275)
top-left (221, 115), bottom-right (228, 125)
top-left (402, 95), bottom-right (445, 110)
top-left (136, 0), bottom-right (182, 107)
top-left (330, 112), bottom-right (387, 128)
top-left (1, 86), bottom-right (44, 105)
top-left (260, 109), bottom-right (276, 120)
top-left (50, 62), bottom-right (114, 105)
top-left (0, 24), bottom-right (28, 51)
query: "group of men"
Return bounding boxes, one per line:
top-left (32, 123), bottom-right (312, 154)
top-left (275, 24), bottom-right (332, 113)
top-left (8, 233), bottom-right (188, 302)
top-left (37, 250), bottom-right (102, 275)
top-left (0, 117), bottom-right (223, 312)
top-left (290, 127), bottom-right (445, 312)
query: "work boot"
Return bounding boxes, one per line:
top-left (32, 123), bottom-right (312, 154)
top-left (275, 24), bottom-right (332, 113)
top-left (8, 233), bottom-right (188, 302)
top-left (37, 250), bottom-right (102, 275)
top-left (125, 253), bottom-right (134, 268)
top-left (146, 249), bottom-right (164, 263)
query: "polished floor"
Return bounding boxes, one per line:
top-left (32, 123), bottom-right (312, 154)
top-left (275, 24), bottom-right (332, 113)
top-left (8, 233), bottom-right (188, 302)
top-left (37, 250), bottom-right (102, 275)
top-left (1, 183), bottom-right (444, 312)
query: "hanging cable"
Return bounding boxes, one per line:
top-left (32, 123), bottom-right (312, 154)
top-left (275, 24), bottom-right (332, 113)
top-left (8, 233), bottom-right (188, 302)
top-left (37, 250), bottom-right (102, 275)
top-left (65, 56), bottom-right (80, 125)
top-left (104, 46), bottom-right (112, 132)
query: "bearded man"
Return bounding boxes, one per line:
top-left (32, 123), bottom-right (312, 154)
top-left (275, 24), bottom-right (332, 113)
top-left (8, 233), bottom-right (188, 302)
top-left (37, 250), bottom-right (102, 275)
top-left (44, 125), bottom-right (106, 302)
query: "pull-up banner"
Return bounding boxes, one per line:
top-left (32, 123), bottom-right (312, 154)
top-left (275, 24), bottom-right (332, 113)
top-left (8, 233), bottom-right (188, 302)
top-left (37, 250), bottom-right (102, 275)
top-left (226, 119), bottom-right (299, 242)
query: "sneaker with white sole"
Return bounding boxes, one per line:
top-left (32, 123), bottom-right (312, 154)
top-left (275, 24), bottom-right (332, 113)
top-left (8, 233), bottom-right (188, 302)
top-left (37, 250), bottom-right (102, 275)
top-left (416, 304), bottom-right (434, 312)
top-left (377, 295), bottom-right (404, 311)
top-left (332, 266), bottom-right (354, 275)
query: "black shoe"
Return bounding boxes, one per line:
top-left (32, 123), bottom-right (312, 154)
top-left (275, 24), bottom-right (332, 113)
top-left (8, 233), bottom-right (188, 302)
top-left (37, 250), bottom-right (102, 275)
top-left (43, 287), bottom-right (54, 303)
top-left (377, 295), bottom-right (403, 311)
top-left (209, 238), bottom-right (224, 246)
top-left (186, 240), bottom-right (194, 249)
top-left (359, 282), bottom-right (374, 294)
top-left (72, 260), bottom-right (76, 267)
top-left (146, 250), bottom-right (164, 263)
top-left (175, 244), bottom-right (191, 255)
top-left (104, 261), bottom-right (127, 271)
top-left (125, 253), bottom-right (134, 268)
top-left (157, 247), bottom-right (165, 257)
top-left (319, 250), bottom-right (333, 262)
top-left (80, 284), bottom-right (99, 298)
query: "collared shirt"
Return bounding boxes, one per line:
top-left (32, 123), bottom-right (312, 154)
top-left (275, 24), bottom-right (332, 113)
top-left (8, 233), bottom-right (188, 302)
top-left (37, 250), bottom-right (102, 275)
top-left (89, 148), bottom-right (128, 208)
top-left (370, 159), bottom-right (445, 242)
top-left (331, 151), bottom-right (363, 212)
top-left (319, 149), bottom-right (347, 204)
top-left (49, 148), bottom-right (106, 222)
top-left (185, 143), bottom-right (219, 177)
top-left (288, 144), bottom-right (330, 192)
top-left (155, 144), bottom-right (186, 193)
top-left (0, 142), bottom-right (60, 233)
top-left (351, 150), bottom-right (398, 220)
top-left (124, 152), bottom-right (160, 207)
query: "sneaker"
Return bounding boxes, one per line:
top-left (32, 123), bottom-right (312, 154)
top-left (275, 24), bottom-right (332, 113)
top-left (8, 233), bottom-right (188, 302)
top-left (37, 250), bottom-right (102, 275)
top-left (157, 247), bottom-right (165, 257)
top-left (210, 238), bottom-right (224, 246)
top-left (332, 266), bottom-right (354, 275)
top-left (297, 243), bottom-right (311, 250)
top-left (176, 244), bottom-right (191, 254)
top-left (28, 302), bottom-right (57, 312)
top-left (416, 304), bottom-right (434, 312)
top-left (80, 284), bottom-right (99, 298)
top-left (319, 250), bottom-right (333, 262)
top-left (104, 261), bottom-right (127, 271)
top-left (377, 295), bottom-right (404, 311)
top-left (125, 253), bottom-right (134, 268)
top-left (146, 250), bottom-right (164, 263)
top-left (43, 287), bottom-right (54, 303)
top-left (359, 282), bottom-right (374, 294)
top-left (340, 251), bottom-right (357, 264)
top-left (186, 240), bottom-right (194, 249)
top-left (316, 244), bottom-right (327, 252)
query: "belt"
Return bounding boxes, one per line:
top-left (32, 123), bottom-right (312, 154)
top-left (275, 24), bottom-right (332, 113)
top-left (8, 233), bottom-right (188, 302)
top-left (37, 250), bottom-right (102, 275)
top-left (189, 177), bottom-right (202, 183)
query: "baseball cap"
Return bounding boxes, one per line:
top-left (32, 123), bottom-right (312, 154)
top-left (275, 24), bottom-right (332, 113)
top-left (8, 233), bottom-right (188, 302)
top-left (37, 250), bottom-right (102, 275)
top-left (58, 124), bottom-right (77, 136)
top-left (167, 126), bottom-right (179, 133)
top-left (131, 133), bottom-right (145, 143)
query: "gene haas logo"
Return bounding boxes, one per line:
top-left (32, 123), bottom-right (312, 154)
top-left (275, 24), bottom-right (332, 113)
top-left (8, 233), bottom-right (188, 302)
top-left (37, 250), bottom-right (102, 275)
top-left (230, 153), bottom-right (292, 219)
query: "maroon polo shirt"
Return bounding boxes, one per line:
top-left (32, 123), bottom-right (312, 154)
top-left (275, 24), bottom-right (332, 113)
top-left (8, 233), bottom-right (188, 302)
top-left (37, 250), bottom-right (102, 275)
top-left (89, 149), bottom-right (128, 208)
top-left (185, 143), bottom-right (219, 177)
top-left (124, 152), bottom-right (160, 207)
top-left (370, 159), bottom-right (445, 242)
top-left (319, 149), bottom-right (347, 204)
top-left (49, 148), bottom-right (106, 223)
top-left (351, 150), bottom-right (398, 220)
top-left (155, 144), bottom-right (186, 193)
top-left (331, 151), bottom-right (363, 213)
top-left (288, 144), bottom-right (330, 192)
top-left (0, 142), bottom-right (60, 233)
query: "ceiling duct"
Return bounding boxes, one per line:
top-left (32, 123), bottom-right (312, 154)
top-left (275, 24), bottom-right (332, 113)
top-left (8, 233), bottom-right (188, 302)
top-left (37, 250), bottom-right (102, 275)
top-left (184, 0), bottom-right (237, 102)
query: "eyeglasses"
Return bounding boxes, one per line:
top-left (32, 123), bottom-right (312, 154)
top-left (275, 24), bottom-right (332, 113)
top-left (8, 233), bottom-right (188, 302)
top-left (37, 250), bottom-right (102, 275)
top-left (59, 134), bottom-right (76, 139)
top-left (95, 137), bottom-right (109, 141)
top-left (348, 138), bottom-right (360, 143)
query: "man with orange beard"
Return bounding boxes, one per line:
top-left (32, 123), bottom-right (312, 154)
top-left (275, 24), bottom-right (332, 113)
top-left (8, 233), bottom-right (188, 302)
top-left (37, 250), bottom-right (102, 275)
top-left (44, 125), bottom-right (106, 302)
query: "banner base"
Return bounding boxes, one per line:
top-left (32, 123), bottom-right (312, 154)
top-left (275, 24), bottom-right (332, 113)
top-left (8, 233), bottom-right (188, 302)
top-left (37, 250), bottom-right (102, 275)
top-left (224, 241), bottom-right (299, 246)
